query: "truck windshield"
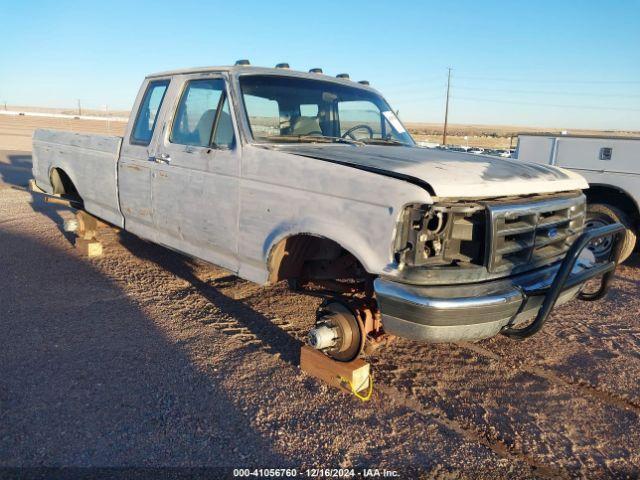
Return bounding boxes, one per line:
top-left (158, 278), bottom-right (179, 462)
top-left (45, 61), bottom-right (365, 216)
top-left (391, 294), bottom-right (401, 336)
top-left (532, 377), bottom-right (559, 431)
top-left (239, 75), bottom-right (415, 146)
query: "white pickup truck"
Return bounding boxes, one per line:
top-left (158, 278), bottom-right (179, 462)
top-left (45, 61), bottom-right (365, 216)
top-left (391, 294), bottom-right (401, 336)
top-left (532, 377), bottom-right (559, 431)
top-left (31, 62), bottom-right (624, 361)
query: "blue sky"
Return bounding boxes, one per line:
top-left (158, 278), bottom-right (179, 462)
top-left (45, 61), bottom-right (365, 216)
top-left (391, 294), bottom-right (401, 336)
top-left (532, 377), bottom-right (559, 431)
top-left (1, 0), bottom-right (639, 130)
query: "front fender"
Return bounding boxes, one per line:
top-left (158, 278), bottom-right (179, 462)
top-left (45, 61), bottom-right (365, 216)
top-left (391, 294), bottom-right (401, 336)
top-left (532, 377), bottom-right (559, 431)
top-left (263, 219), bottom-right (383, 276)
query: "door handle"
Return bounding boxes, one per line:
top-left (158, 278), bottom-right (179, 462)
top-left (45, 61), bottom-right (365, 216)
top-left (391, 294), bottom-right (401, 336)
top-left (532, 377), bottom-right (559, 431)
top-left (148, 153), bottom-right (171, 164)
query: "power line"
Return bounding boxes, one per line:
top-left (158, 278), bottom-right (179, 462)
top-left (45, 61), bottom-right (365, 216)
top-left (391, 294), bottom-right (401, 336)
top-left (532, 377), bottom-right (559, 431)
top-left (381, 83), bottom-right (639, 100)
top-left (453, 85), bottom-right (640, 98)
top-left (387, 93), bottom-right (444, 101)
top-left (375, 74), bottom-right (443, 84)
top-left (454, 75), bottom-right (640, 85)
top-left (374, 79), bottom-right (446, 90)
top-left (453, 95), bottom-right (640, 112)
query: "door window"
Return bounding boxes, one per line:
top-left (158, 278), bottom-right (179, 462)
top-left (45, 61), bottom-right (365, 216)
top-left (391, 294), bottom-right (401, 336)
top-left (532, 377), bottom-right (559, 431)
top-left (131, 80), bottom-right (169, 145)
top-left (171, 79), bottom-right (227, 147)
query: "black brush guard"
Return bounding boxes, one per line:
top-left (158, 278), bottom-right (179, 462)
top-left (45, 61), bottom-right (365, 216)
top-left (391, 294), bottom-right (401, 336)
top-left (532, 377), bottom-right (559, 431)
top-left (501, 223), bottom-right (626, 340)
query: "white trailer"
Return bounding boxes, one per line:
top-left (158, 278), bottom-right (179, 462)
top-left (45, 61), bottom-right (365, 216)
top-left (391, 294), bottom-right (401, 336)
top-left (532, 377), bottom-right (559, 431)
top-left (516, 134), bottom-right (639, 262)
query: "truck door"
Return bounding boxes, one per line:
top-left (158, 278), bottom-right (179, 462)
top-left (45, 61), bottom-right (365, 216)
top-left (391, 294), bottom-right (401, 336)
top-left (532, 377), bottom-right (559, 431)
top-left (119, 78), bottom-right (172, 241)
top-left (150, 75), bottom-right (240, 273)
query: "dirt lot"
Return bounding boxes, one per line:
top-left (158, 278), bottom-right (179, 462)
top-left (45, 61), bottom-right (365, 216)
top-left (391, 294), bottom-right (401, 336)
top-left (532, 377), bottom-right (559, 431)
top-left (1, 116), bottom-right (639, 478)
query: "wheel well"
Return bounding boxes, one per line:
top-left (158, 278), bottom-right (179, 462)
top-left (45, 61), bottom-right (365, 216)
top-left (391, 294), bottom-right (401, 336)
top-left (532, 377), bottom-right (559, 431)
top-left (267, 234), bottom-right (369, 285)
top-left (50, 168), bottom-right (81, 201)
top-left (585, 185), bottom-right (639, 224)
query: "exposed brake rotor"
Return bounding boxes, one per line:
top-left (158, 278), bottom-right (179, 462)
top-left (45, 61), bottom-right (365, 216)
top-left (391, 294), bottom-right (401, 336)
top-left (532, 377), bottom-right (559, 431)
top-left (308, 301), bottom-right (365, 362)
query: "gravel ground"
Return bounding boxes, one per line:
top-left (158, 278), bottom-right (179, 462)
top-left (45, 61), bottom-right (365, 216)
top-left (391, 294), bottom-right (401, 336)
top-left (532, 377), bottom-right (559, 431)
top-left (1, 149), bottom-right (639, 479)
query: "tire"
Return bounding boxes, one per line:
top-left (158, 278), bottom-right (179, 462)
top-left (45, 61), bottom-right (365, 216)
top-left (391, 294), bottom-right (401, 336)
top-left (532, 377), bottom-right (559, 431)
top-left (585, 203), bottom-right (636, 263)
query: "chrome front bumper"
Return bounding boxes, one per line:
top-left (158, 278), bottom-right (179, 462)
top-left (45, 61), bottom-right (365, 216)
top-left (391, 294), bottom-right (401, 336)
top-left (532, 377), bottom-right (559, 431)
top-left (375, 224), bottom-right (625, 342)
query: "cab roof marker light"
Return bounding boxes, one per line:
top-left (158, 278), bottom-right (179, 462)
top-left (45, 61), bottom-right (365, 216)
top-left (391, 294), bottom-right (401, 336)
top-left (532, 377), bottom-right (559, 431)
top-left (275, 63), bottom-right (290, 69)
top-left (358, 80), bottom-right (370, 85)
top-left (309, 68), bottom-right (323, 74)
top-left (235, 59), bottom-right (250, 66)
top-left (336, 73), bottom-right (350, 79)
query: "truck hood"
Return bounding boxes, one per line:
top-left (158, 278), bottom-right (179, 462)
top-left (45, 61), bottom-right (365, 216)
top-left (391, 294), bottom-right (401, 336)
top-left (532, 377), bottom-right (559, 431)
top-left (276, 144), bottom-right (588, 198)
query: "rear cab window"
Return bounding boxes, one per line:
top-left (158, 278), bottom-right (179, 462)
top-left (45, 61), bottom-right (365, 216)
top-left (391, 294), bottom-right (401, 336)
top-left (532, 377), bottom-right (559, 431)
top-left (131, 80), bottom-right (170, 145)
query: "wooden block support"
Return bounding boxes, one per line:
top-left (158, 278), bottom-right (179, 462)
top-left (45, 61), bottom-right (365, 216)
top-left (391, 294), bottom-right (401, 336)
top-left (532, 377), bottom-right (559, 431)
top-left (76, 211), bottom-right (99, 240)
top-left (300, 345), bottom-right (370, 396)
top-left (44, 196), bottom-right (74, 207)
top-left (72, 211), bottom-right (109, 257)
top-left (75, 238), bottom-right (103, 257)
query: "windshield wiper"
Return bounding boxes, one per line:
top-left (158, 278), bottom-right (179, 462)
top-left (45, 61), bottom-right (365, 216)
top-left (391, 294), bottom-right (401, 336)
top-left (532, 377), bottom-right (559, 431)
top-left (321, 136), bottom-right (365, 146)
top-left (359, 138), bottom-right (407, 146)
top-left (261, 135), bottom-right (364, 146)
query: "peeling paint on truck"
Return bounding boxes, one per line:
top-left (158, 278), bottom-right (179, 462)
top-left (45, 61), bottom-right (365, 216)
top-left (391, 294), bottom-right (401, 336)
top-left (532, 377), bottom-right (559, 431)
top-left (31, 64), bottom-right (609, 351)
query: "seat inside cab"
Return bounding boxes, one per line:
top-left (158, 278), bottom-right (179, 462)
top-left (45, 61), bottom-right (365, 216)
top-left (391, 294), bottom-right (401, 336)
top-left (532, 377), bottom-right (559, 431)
top-left (193, 104), bottom-right (234, 147)
top-left (290, 115), bottom-right (322, 136)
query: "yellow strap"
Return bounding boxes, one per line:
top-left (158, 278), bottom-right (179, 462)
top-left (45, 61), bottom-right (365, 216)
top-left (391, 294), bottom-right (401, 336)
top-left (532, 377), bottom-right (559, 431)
top-left (339, 374), bottom-right (373, 402)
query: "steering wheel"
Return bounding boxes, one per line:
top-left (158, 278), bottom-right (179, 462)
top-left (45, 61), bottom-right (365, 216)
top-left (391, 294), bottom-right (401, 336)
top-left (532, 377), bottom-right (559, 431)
top-left (341, 124), bottom-right (374, 140)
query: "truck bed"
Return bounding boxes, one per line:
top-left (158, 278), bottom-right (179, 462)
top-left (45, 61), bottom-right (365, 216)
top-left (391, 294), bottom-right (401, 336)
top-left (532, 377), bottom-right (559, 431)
top-left (32, 129), bottom-right (124, 227)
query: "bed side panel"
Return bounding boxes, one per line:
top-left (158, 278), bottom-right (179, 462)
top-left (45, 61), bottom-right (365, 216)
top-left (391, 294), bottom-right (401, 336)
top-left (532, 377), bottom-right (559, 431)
top-left (32, 129), bottom-right (124, 227)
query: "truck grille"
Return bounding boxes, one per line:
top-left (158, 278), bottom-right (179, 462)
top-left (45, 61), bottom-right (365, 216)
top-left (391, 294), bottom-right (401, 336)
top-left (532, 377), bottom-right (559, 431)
top-left (486, 194), bottom-right (586, 273)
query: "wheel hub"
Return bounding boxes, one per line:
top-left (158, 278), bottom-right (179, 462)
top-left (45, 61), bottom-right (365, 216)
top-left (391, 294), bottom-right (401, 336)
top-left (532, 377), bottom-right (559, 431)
top-left (309, 302), bottom-right (364, 362)
top-left (585, 217), bottom-right (613, 256)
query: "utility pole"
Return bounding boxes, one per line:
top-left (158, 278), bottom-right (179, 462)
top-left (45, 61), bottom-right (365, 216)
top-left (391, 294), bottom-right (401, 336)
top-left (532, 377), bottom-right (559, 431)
top-left (442, 67), bottom-right (452, 146)
top-left (77, 99), bottom-right (82, 117)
